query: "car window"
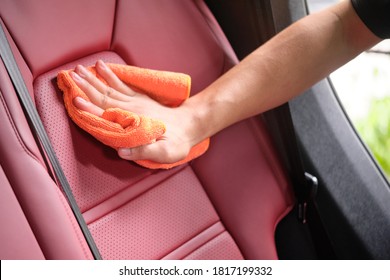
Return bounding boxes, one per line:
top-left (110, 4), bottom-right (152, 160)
top-left (306, 0), bottom-right (390, 180)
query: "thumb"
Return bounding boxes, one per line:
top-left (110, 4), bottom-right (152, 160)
top-left (117, 141), bottom-right (189, 164)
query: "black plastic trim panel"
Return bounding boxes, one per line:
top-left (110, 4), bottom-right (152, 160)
top-left (290, 79), bottom-right (390, 259)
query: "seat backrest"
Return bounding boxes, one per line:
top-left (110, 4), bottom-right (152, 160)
top-left (0, 0), bottom-right (294, 259)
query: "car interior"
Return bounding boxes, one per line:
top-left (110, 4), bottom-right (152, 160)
top-left (1, 0), bottom-right (389, 260)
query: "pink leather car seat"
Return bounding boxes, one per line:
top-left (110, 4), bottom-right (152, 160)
top-left (0, 0), bottom-right (294, 259)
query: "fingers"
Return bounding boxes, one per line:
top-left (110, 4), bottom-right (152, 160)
top-left (73, 96), bottom-right (104, 117)
top-left (71, 69), bottom-right (125, 110)
top-left (118, 141), bottom-right (189, 164)
top-left (75, 61), bottom-right (136, 98)
top-left (71, 71), bottom-right (116, 109)
top-left (70, 60), bottom-right (146, 111)
top-left (95, 60), bottom-right (137, 97)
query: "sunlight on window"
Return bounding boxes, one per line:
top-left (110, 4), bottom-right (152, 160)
top-left (306, 0), bottom-right (390, 179)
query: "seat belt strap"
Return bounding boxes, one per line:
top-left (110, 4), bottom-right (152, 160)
top-left (0, 23), bottom-right (102, 260)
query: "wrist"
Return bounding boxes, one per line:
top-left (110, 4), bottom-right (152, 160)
top-left (180, 93), bottom-right (214, 147)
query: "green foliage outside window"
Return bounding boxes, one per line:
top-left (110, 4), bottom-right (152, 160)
top-left (355, 96), bottom-right (390, 179)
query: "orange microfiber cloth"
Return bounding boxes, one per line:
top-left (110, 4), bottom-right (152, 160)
top-left (57, 63), bottom-right (209, 169)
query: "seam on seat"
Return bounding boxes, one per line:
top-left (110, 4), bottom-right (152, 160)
top-left (193, 0), bottom-right (239, 72)
top-left (109, 0), bottom-right (119, 49)
top-left (181, 165), bottom-right (246, 260)
top-left (183, 230), bottom-right (244, 260)
top-left (80, 173), bottom-right (151, 217)
top-left (0, 164), bottom-right (46, 259)
top-left (87, 165), bottom-right (221, 259)
top-left (183, 231), bottom-right (227, 259)
top-left (161, 221), bottom-right (225, 260)
top-left (54, 185), bottom-right (93, 260)
top-left (193, 1), bottom-right (228, 79)
top-left (0, 19), bottom-right (35, 91)
top-left (83, 165), bottom-right (188, 224)
top-left (0, 90), bottom-right (41, 164)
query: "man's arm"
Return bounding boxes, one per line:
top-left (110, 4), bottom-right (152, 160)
top-left (186, 0), bottom-right (380, 145)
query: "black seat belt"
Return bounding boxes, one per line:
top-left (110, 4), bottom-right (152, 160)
top-left (0, 23), bottom-right (102, 260)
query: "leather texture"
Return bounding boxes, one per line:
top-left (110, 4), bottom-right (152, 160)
top-left (0, 0), bottom-right (294, 259)
top-left (0, 165), bottom-right (45, 259)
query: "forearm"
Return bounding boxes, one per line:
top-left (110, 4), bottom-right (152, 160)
top-left (185, 1), bottom-right (380, 144)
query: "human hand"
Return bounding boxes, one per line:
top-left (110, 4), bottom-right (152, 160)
top-left (70, 60), bottom-right (204, 164)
